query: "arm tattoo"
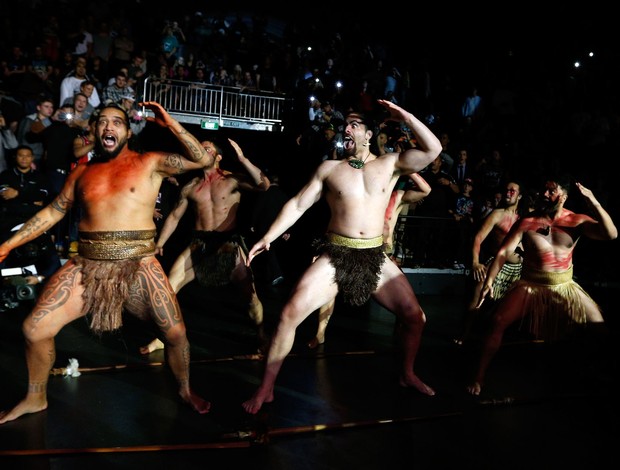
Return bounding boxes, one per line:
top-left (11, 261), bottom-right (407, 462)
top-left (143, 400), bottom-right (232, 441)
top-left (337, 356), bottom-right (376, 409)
top-left (181, 138), bottom-right (204, 163)
top-left (16, 215), bottom-right (50, 244)
top-left (164, 154), bottom-right (185, 173)
top-left (51, 193), bottom-right (72, 214)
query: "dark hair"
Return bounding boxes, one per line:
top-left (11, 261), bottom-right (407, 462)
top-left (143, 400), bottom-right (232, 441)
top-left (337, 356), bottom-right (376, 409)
top-left (547, 173), bottom-right (572, 196)
top-left (14, 144), bottom-right (34, 156)
top-left (212, 141), bottom-right (224, 157)
top-left (505, 178), bottom-right (523, 191)
top-left (97, 103), bottom-right (130, 127)
top-left (37, 96), bottom-right (54, 105)
top-left (92, 104), bottom-right (138, 154)
top-left (345, 111), bottom-right (374, 131)
top-left (88, 111), bottom-right (99, 125)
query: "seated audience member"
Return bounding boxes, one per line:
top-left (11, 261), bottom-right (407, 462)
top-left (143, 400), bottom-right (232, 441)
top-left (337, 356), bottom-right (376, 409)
top-left (0, 145), bottom-right (60, 279)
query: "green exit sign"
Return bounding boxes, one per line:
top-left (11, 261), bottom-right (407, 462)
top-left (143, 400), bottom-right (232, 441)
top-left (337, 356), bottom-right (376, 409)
top-left (201, 120), bottom-right (219, 130)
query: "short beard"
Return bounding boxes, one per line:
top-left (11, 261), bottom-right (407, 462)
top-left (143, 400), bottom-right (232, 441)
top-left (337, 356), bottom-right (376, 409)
top-left (343, 144), bottom-right (356, 157)
top-left (536, 198), bottom-right (561, 217)
top-left (91, 136), bottom-right (128, 163)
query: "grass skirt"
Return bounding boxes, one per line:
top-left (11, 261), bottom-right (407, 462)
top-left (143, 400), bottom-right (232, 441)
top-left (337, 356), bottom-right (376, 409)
top-left (512, 266), bottom-right (596, 339)
top-left (314, 233), bottom-right (386, 306)
top-left (190, 230), bottom-right (246, 287)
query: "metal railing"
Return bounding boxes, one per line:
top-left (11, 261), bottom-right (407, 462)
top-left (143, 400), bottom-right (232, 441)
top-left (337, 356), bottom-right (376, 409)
top-left (141, 77), bottom-right (289, 132)
top-left (392, 214), bottom-right (470, 272)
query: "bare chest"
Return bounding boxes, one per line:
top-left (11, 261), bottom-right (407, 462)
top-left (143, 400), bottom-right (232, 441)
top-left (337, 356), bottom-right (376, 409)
top-left (190, 175), bottom-right (240, 205)
top-left (77, 160), bottom-right (156, 204)
top-left (525, 222), bottom-right (577, 252)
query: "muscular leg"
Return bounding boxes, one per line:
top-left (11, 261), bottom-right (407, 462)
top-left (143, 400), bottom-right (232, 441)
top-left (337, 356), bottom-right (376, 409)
top-left (373, 259), bottom-right (434, 396)
top-left (466, 286), bottom-right (529, 395)
top-left (129, 257), bottom-right (210, 414)
top-left (140, 247), bottom-right (195, 355)
top-left (455, 277), bottom-right (485, 345)
top-left (242, 256), bottom-right (338, 414)
top-left (232, 248), bottom-right (264, 326)
top-left (574, 288), bottom-right (610, 381)
top-left (167, 246), bottom-right (196, 293)
top-left (306, 254), bottom-right (335, 349)
top-left (308, 299), bottom-right (335, 348)
top-left (0, 261), bottom-right (86, 424)
top-left (232, 248), bottom-right (266, 351)
top-left (579, 289), bottom-right (605, 323)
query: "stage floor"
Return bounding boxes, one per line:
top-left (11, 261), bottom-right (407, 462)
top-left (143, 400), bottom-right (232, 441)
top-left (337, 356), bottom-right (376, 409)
top-left (0, 277), bottom-right (617, 470)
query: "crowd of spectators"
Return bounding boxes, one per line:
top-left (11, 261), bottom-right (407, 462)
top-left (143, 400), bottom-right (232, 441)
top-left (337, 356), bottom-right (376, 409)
top-left (1, 1), bottom-right (618, 277)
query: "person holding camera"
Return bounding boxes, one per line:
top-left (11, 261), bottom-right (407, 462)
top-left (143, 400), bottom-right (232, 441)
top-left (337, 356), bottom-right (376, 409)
top-left (27, 104), bottom-right (81, 254)
top-left (15, 96), bottom-right (55, 170)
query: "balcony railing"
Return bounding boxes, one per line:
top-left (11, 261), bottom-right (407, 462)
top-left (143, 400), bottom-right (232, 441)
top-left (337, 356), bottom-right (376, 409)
top-left (141, 77), bottom-right (290, 132)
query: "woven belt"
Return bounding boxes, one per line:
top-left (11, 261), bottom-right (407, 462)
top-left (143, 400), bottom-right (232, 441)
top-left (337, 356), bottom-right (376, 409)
top-left (521, 266), bottom-right (573, 285)
top-left (326, 232), bottom-right (384, 249)
top-left (78, 230), bottom-right (156, 260)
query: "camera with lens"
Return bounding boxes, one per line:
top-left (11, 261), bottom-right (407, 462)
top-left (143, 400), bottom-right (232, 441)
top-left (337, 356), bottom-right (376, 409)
top-left (0, 268), bottom-right (39, 312)
top-left (58, 111), bottom-right (73, 122)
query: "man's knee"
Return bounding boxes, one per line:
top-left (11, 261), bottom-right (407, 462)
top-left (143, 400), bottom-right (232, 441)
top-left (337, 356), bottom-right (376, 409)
top-left (163, 323), bottom-right (188, 346)
top-left (396, 303), bottom-right (426, 328)
top-left (279, 303), bottom-right (309, 330)
top-left (22, 315), bottom-right (55, 343)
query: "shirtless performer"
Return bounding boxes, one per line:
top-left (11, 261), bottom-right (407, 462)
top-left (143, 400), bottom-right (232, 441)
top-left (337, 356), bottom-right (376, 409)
top-left (308, 172), bottom-right (431, 348)
top-left (139, 138), bottom-right (270, 354)
top-left (242, 100), bottom-right (442, 414)
top-left (0, 102), bottom-right (213, 424)
top-left (454, 180), bottom-right (525, 345)
top-left (467, 175), bottom-right (617, 396)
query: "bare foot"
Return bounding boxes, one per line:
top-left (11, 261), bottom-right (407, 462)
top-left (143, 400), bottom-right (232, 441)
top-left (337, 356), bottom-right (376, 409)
top-left (466, 381), bottom-right (482, 396)
top-left (0, 396), bottom-right (48, 424)
top-left (180, 389), bottom-right (211, 414)
top-left (399, 375), bottom-right (435, 396)
top-left (242, 389), bottom-right (274, 414)
top-left (307, 335), bottom-right (325, 349)
top-left (139, 338), bottom-right (165, 355)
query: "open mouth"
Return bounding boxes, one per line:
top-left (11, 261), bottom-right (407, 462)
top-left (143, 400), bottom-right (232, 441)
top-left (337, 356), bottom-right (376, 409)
top-left (102, 134), bottom-right (117, 149)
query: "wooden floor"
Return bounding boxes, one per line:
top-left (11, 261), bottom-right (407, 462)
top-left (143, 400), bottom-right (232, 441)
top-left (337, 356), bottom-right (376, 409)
top-left (0, 273), bottom-right (618, 470)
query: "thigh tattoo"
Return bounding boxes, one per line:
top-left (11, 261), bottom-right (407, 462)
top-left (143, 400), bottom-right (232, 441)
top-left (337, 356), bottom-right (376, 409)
top-left (31, 262), bottom-right (82, 324)
top-left (126, 259), bottom-right (182, 332)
